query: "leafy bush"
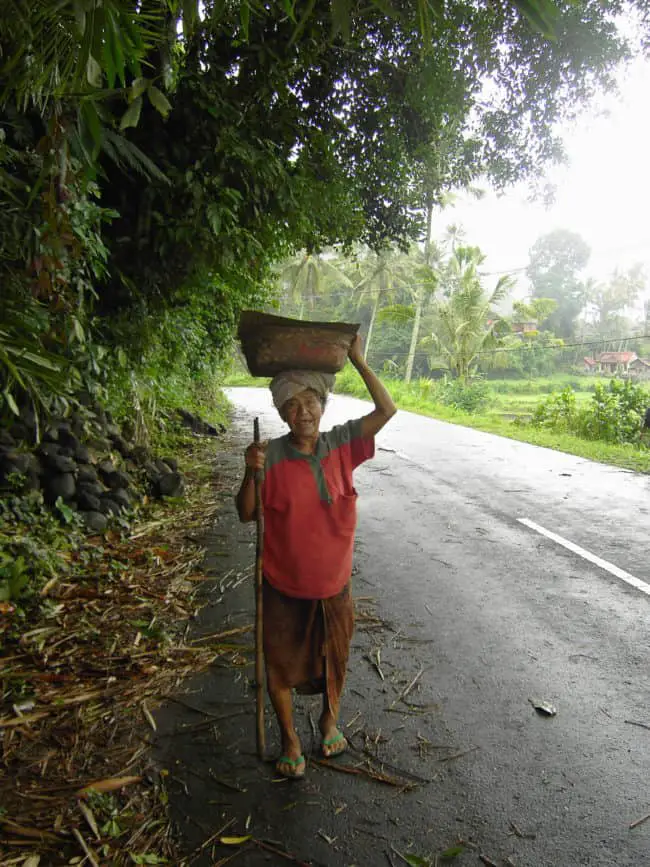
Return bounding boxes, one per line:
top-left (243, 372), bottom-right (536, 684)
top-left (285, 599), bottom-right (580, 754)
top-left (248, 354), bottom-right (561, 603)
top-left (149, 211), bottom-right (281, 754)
top-left (578, 379), bottom-right (648, 444)
top-left (488, 376), bottom-right (603, 395)
top-left (435, 377), bottom-right (491, 414)
top-left (0, 494), bottom-right (77, 616)
top-left (531, 387), bottom-right (578, 431)
top-left (532, 379), bottom-right (649, 445)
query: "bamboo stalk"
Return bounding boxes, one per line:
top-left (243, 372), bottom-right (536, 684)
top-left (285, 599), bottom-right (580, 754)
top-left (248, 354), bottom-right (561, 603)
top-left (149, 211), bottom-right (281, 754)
top-left (254, 417), bottom-right (266, 759)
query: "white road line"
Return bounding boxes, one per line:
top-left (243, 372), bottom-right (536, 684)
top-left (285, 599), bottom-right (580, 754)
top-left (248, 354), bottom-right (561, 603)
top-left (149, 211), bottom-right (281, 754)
top-left (517, 517), bottom-right (650, 598)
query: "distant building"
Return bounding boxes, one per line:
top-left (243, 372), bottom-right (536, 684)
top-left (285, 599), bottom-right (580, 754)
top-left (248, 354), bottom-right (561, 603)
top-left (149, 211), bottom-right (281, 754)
top-left (512, 321), bottom-right (538, 335)
top-left (582, 352), bottom-right (650, 376)
top-left (629, 356), bottom-right (650, 381)
top-left (595, 351), bottom-right (637, 375)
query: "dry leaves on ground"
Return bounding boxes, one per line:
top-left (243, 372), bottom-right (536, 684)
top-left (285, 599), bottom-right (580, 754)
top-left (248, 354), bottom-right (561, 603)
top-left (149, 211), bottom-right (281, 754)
top-left (0, 437), bottom-right (250, 866)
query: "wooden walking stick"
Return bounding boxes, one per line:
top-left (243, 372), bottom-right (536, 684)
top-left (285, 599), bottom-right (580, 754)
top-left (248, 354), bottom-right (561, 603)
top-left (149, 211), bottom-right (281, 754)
top-left (253, 417), bottom-right (266, 759)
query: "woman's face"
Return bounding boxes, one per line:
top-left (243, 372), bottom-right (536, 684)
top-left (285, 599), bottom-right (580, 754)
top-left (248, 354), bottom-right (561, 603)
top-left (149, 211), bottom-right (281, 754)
top-left (282, 388), bottom-right (323, 438)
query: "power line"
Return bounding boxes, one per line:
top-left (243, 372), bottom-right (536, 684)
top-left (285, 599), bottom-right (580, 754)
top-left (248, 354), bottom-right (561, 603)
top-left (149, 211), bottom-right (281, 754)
top-left (360, 333), bottom-right (650, 361)
top-left (474, 333), bottom-right (650, 357)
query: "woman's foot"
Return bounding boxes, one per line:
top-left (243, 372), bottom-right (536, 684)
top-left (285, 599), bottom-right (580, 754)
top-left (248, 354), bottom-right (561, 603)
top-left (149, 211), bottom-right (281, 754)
top-left (275, 753), bottom-right (306, 779)
top-left (320, 710), bottom-right (347, 758)
top-left (321, 729), bottom-right (347, 758)
top-left (276, 734), bottom-right (305, 779)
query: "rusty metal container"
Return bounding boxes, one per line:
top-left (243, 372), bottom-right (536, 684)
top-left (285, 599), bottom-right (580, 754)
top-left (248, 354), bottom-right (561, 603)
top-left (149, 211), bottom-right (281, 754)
top-left (238, 311), bottom-right (359, 376)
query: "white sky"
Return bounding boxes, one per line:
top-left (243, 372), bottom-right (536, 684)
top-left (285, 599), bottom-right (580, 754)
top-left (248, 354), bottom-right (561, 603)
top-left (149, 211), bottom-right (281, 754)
top-left (432, 51), bottom-right (650, 312)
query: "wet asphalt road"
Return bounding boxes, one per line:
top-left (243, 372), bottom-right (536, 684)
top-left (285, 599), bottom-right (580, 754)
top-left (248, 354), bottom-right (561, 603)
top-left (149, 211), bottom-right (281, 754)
top-left (157, 389), bottom-right (650, 867)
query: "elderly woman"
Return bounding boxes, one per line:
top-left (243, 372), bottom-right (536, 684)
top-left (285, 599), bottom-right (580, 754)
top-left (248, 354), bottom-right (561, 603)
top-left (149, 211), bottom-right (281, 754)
top-left (236, 335), bottom-right (396, 778)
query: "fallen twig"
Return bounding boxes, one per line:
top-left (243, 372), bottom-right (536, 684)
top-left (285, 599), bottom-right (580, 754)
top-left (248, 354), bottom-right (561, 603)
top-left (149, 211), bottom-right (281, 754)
top-left (191, 625), bottom-right (253, 644)
top-left (438, 745), bottom-right (479, 763)
top-left (188, 817), bottom-right (236, 862)
top-left (78, 802), bottom-right (101, 841)
top-left (142, 700), bottom-right (157, 731)
top-left (509, 820), bottom-right (535, 840)
top-left (630, 811), bottom-right (650, 830)
top-left (347, 741), bottom-right (430, 784)
top-left (346, 710), bottom-right (362, 729)
top-left (366, 648), bottom-right (385, 681)
top-left (254, 838), bottom-right (314, 865)
top-left (624, 720), bottom-right (650, 731)
top-left (72, 827), bottom-right (100, 867)
top-left (309, 757), bottom-right (417, 789)
top-left (390, 664), bottom-right (425, 708)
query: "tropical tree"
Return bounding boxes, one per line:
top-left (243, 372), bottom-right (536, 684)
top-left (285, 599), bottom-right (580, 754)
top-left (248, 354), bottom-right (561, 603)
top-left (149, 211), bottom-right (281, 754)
top-left (426, 246), bottom-right (515, 383)
top-left (403, 248), bottom-right (440, 383)
top-left (583, 265), bottom-right (646, 339)
top-left (352, 248), bottom-right (407, 360)
top-left (280, 251), bottom-right (353, 320)
top-left (512, 298), bottom-right (559, 331)
top-left (443, 223), bottom-right (467, 255)
top-left (526, 230), bottom-right (591, 338)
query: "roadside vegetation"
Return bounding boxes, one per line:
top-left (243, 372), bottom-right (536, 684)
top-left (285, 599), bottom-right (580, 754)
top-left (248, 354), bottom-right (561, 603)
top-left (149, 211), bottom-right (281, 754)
top-left (334, 367), bottom-right (650, 473)
top-left (225, 367), bottom-right (650, 473)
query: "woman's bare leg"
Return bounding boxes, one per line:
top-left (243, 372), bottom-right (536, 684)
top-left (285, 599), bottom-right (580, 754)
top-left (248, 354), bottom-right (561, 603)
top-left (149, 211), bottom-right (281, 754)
top-left (320, 690), bottom-right (347, 757)
top-left (267, 676), bottom-right (304, 775)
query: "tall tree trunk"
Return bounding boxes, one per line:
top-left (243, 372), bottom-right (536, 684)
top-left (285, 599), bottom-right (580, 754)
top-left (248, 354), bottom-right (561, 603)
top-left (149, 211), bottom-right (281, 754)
top-left (365, 293), bottom-right (380, 361)
top-left (404, 287), bottom-right (423, 383)
top-left (405, 194), bottom-right (434, 383)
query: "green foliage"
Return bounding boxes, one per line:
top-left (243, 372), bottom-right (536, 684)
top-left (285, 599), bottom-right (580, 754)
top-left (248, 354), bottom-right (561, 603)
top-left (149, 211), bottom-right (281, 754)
top-left (332, 368), bottom-right (650, 473)
top-left (485, 330), bottom-right (565, 378)
top-left (0, 494), bottom-right (77, 613)
top-left (488, 375), bottom-right (604, 394)
top-left (0, 551), bottom-right (29, 601)
top-left (512, 297), bottom-right (558, 328)
top-left (426, 245), bottom-right (514, 383)
top-left (532, 378), bottom-right (649, 444)
top-left (532, 386), bottom-right (578, 431)
top-left (527, 229), bottom-right (591, 338)
top-left (436, 377), bottom-right (491, 413)
top-left (583, 265), bottom-right (646, 339)
top-left (0, 300), bottom-right (74, 421)
top-left (580, 379), bottom-right (648, 444)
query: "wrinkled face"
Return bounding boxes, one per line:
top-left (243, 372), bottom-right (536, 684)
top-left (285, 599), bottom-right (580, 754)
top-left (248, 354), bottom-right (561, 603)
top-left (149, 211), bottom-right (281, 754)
top-left (282, 388), bottom-right (323, 438)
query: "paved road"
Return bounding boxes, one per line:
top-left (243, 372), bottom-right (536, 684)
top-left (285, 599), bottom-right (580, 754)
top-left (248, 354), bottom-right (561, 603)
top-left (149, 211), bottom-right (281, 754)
top-left (158, 388), bottom-right (650, 867)
top-left (230, 388), bottom-right (650, 863)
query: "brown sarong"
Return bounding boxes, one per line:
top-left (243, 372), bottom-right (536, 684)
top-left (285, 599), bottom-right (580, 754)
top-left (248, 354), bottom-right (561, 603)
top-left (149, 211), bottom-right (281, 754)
top-left (263, 580), bottom-right (354, 720)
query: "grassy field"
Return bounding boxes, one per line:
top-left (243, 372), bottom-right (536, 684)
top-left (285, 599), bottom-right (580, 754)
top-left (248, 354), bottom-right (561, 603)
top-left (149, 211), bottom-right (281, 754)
top-left (222, 368), bottom-right (650, 473)
top-left (485, 375), bottom-right (612, 419)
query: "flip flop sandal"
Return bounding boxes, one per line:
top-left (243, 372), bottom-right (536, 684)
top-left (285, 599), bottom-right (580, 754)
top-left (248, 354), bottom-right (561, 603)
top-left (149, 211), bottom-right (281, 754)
top-left (322, 731), bottom-right (347, 758)
top-left (275, 755), bottom-right (306, 779)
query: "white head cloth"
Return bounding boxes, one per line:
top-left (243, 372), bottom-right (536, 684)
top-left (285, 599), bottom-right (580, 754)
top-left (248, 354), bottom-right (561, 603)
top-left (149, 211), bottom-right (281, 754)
top-left (269, 370), bottom-right (335, 413)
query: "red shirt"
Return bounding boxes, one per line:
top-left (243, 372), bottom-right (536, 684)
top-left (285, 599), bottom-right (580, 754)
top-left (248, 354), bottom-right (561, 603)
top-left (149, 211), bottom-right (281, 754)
top-left (262, 419), bottom-right (375, 599)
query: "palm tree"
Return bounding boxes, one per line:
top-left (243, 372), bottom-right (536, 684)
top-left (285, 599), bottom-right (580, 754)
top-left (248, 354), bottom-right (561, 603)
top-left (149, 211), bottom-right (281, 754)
top-left (403, 252), bottom-right (439, 382)
top-left (353, 247), bottom-right (405, 360)
top-left (443, 223), bottom-right (466, 255)
top-left (280, 250), bottom-right (353, 319)
top-left (426, 246), bottom-right (514, 384)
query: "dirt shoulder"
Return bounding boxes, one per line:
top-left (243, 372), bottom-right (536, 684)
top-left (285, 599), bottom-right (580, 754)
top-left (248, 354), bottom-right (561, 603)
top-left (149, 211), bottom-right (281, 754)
top-left (0, 428), bottom-right (231, 866)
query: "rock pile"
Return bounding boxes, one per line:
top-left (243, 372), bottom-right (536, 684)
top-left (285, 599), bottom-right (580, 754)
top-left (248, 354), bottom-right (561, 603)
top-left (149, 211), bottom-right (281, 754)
top-left (0, 402), bottom-right (204, 533)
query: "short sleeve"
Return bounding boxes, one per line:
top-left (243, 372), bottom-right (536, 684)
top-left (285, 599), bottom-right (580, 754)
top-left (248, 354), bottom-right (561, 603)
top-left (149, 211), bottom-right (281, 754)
top-left (348, 418), bottom-right (375, 469)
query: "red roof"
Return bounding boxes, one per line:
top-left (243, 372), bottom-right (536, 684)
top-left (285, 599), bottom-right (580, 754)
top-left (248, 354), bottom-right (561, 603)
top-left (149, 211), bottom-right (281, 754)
top-left (597, 351), bottom-right (637, 364)
top-left (584, 357), bottom-right (596, 366)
